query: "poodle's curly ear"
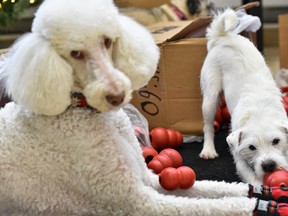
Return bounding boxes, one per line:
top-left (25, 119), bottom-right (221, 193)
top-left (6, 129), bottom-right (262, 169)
top-left (3, 33), bottom-right (73, 115)
top-left (113, 15), bottom-right (160, 90)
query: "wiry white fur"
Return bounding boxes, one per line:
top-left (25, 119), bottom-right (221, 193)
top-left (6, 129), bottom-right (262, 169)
top-left (206, 8), bottom-right (238, 50)
top-left (0, 3), bottom-right (260, 215)
top-left (200, 9), bottom-right (288, 185)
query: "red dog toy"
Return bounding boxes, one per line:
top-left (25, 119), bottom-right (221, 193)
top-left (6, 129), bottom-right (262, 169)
top-left (214, 96), bottom-right (231, 132)
top-left (263, 170), bottom-right (288, 188)
top-left (142, 146), bottom-right (158, 164)
top-left (147, 148), bottom-right (183, 174)
top-left (159, 166), bottom-right (196, 191)
top-left (150, 127), bottom-right (183, 151)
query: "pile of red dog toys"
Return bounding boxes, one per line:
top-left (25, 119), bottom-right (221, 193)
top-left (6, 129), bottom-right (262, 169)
top-left (142, 127), bottom-right (196, 191)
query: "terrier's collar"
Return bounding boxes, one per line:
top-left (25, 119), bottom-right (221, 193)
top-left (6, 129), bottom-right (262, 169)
top-left (70, 92), bottom-right (99, 112)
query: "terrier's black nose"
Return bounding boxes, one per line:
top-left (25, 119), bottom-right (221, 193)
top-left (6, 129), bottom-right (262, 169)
top-left (262, 160), bottom-right (277, 173)
top-left (106, 91), bottom-right (125, 106)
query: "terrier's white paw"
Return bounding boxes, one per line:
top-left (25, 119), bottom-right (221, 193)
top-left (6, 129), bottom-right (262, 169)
top-left (199, 148), bottom-right (219, 159)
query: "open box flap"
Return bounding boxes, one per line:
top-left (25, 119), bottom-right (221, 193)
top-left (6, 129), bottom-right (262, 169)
top-left (236, 1), bottom-right (260, 11)
top-left (115, 0), bottom-right (170, 9)
top-left (147, 17), bottom-right (212, 45)
top-left (147, 1), bottom-right (260, 45)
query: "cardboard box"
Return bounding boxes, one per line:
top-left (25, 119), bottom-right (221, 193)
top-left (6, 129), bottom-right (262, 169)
top-left (114, 0), bottom-right (170, 9)
top-left (131, 18), bottom-right (212, 135)
top-left (279, 14), bottom-right (288, 69)
top-left (130, 2), bottom-right (260, 135)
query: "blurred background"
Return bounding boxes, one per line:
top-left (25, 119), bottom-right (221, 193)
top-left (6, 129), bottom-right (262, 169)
top-left (0, 0), bottom-right (286, 74)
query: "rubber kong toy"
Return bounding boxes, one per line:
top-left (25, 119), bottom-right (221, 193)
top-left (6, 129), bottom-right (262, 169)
top-left (214, 95), bottom-right (231, 132)
top-left (263, 170), bottom-right (288, 187)
top-left (159, 166), bottom-right (196, 191)
top-left (281, 86), bottom-right (288, 114)
top-left (282, 95), bottom-right (288, 113)
top-left (213, 107), bottom-right (223, 132)
top-left (150, 127), bottom-right (183, 151)
top-left (150, 127), bottom-right (169, 151)
top-left (213, 120), bottom-right (221, 132)
top-left (160, 148), bottom-right (183, 167)
top-left (147, 148), bottom-right (183, 174)
top-left (214, 99), bottom-right (231, 132)
top-left (221, 106), bottom-right (230, 123)
top-left (142, 146), bottom-right (158, 164)
top-left (214, 107), bottom-right (223, 125)
top-left (166, 129), bottom-right (178, 148)
top-left (175, 131), bottom-right (183, 147)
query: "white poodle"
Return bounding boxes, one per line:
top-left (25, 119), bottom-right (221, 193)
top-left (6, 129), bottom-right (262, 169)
top-left (0, 2), bottom-right (286, 215)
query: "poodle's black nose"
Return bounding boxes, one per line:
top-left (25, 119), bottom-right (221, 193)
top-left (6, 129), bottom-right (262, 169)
top-left (106, 91), bottom-right (125, 106)
top-left (262, 160), bottom-right (277, 173)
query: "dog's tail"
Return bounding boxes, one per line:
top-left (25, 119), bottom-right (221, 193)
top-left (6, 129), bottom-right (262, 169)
top-left (206, 8), bottom-right (238, 49)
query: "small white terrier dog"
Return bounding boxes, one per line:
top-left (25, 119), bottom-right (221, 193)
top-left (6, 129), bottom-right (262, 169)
top-left (200, 8), bottom-right (288, 185)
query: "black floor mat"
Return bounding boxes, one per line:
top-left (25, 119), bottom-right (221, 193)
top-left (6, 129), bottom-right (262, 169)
top-left (177, 128), bottom-right (241, 183)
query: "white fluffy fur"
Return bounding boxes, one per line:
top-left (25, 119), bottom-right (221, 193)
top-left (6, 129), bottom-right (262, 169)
top-left (1, 0), bottom-right (159, 115)
top-left (200, 8), bottom-right (288, 185)
top-left (0, 3), bottom-right (259, 215)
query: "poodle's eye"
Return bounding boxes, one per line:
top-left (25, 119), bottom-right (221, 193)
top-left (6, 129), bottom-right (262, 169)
top-left (249, 145), bottom-right (256, 151)
top-left (104, 37), bottom-right (112, 49)
top-left (272, 138), bottom-right (280, 145)
top-left (70, 50), bottom-right (85, 60)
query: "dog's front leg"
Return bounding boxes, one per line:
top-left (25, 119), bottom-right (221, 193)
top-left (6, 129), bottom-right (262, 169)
top-left (200, 93), bottom-right (220, 159)
top-left (200, 62), bottom-right (223, 159)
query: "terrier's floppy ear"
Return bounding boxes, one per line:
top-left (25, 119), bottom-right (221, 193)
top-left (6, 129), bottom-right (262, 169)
top-left (3, 33), bottom-right (73, 115)
top-left (280, 120), bottom-right (288, 136)
top-left (113, 15), bottom-right (160, 90)
top-left (226, 130), bottom-right (243, 149)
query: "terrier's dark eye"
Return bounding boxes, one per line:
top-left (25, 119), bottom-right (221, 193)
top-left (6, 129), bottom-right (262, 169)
top-left (104, 37), bottom-right (112, 49)
top-left (249, 145), bottom-right (256, 151)
top-left (71, 50), bottom-right (85, 60)
top-left (272, 138), bottom-right (280, 145)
